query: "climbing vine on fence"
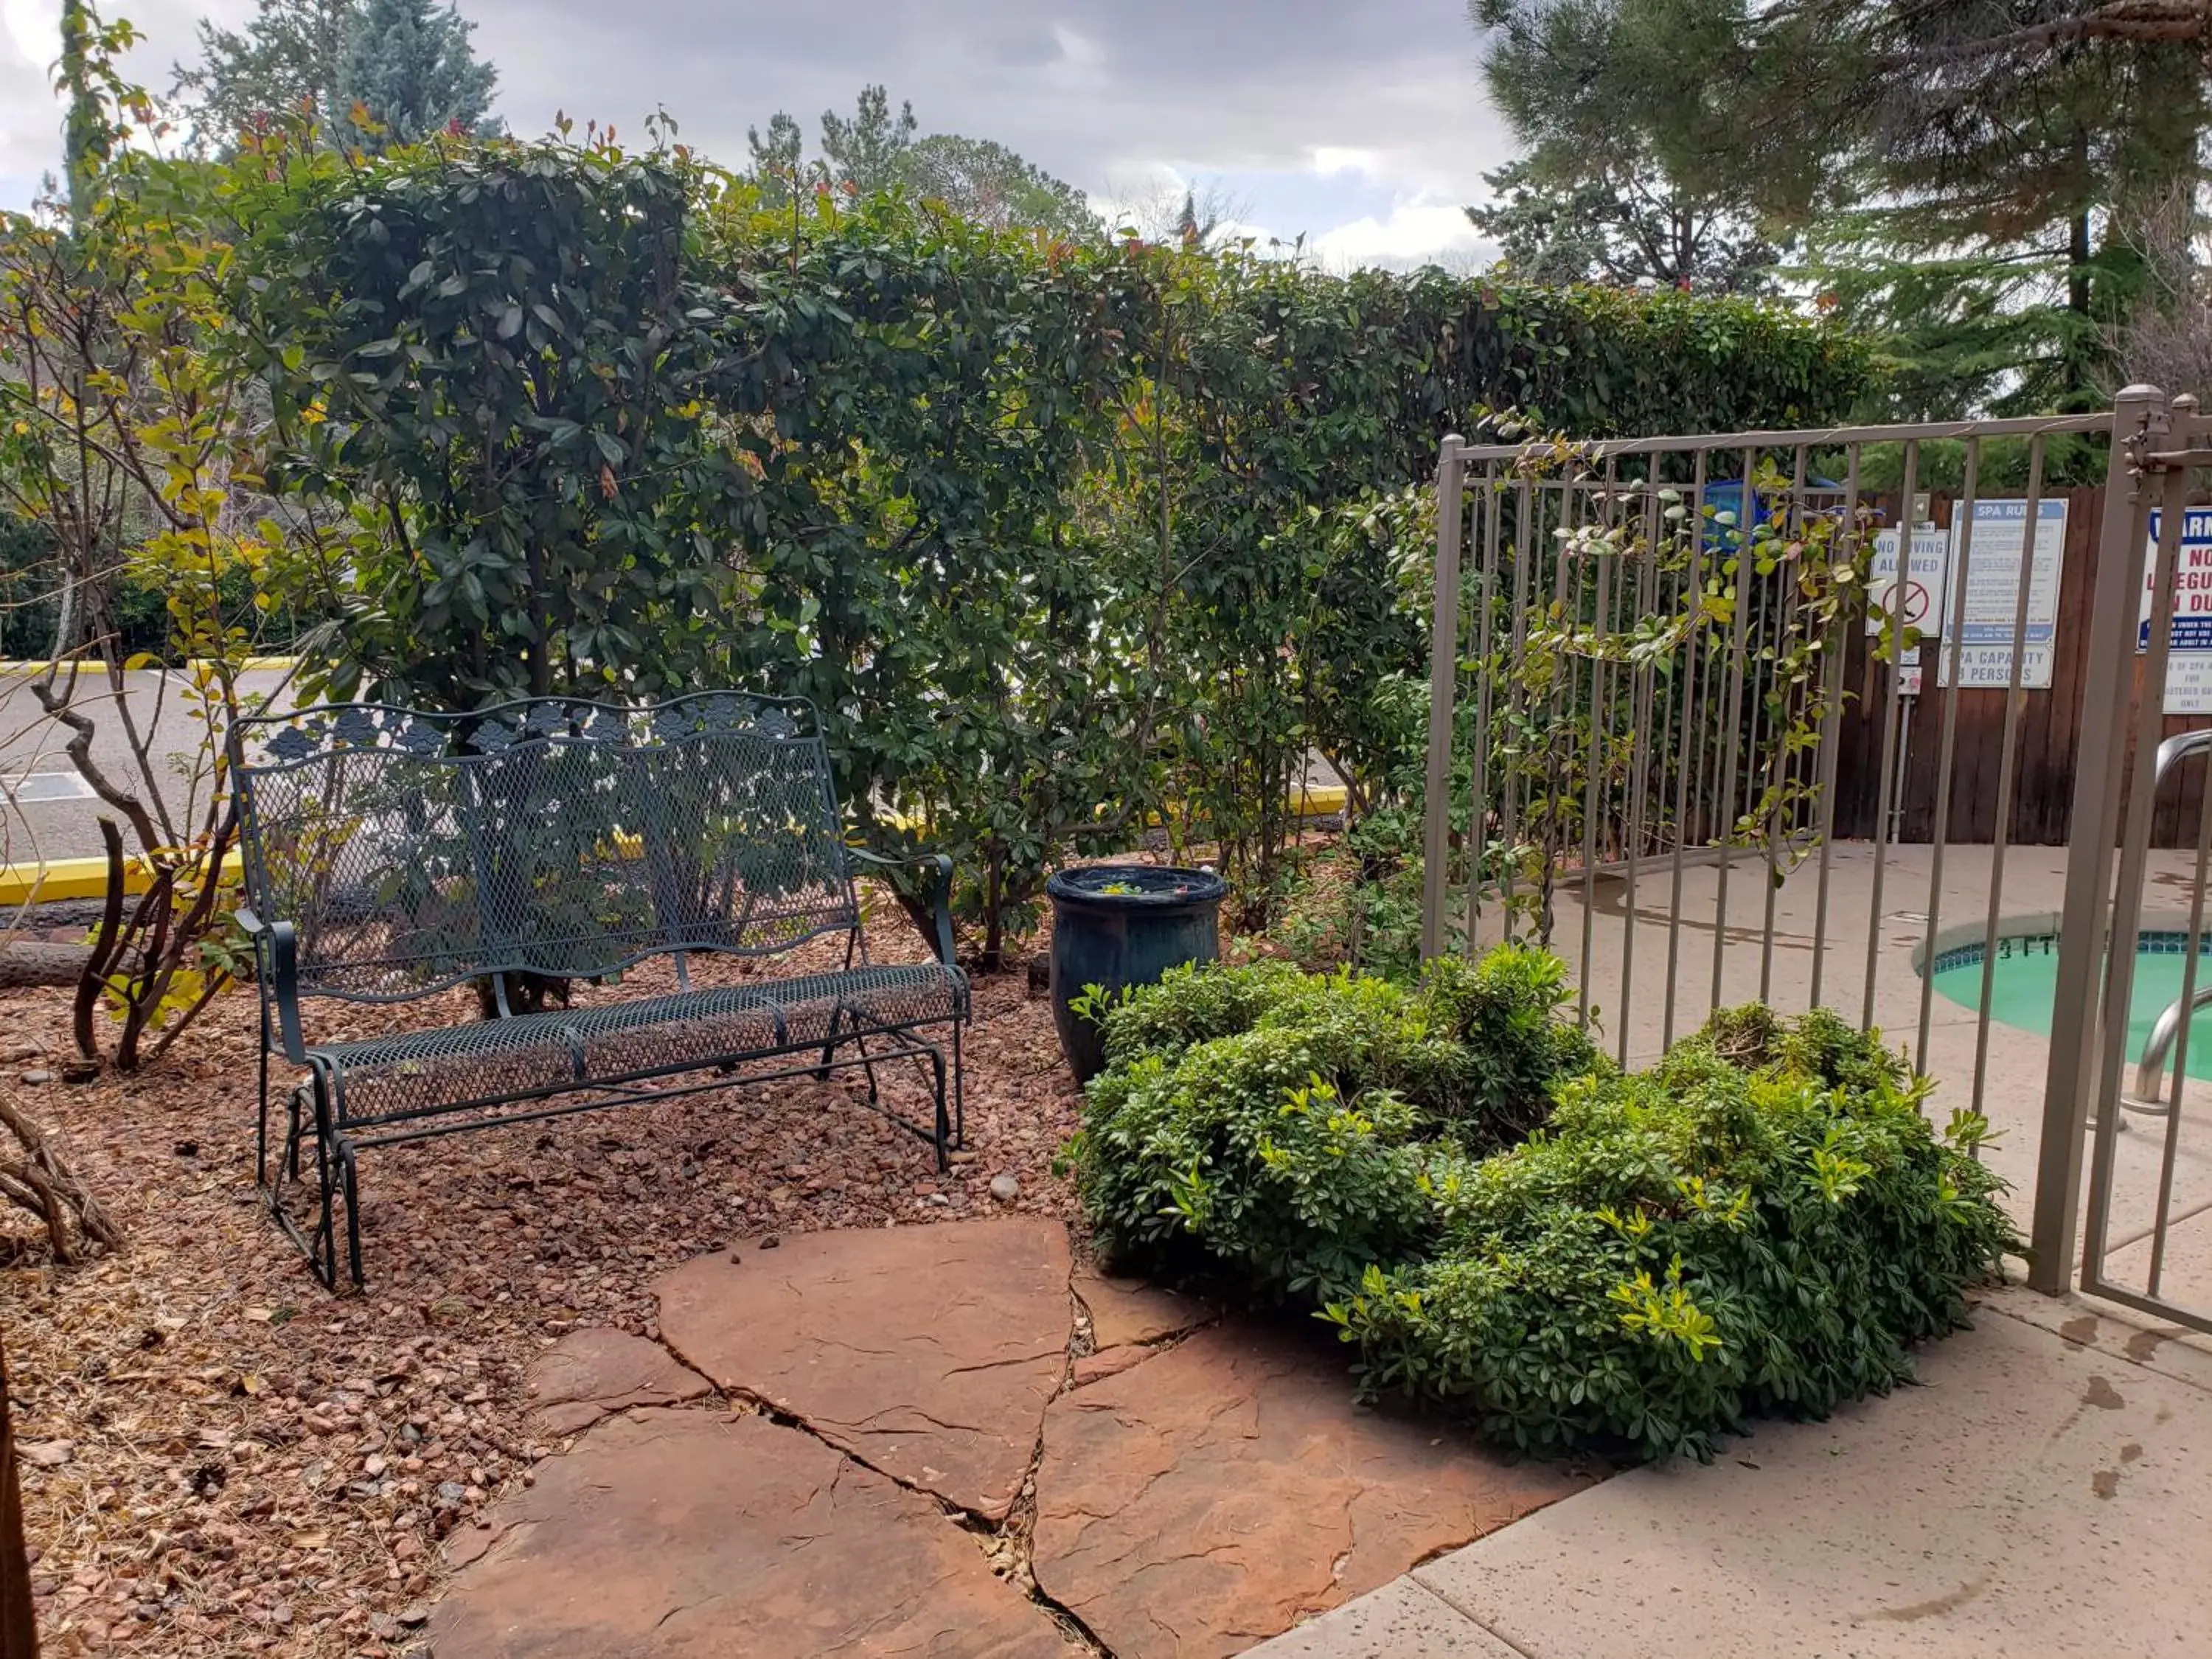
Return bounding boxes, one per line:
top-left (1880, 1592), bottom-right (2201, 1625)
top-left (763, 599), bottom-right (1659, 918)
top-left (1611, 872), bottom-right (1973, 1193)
top-left (1459, 439), bottom-right (1903, 947)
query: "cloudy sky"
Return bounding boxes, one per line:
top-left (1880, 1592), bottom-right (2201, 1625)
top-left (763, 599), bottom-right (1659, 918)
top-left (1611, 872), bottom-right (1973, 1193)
top-left (0, 0), bottom-right (1517, 268)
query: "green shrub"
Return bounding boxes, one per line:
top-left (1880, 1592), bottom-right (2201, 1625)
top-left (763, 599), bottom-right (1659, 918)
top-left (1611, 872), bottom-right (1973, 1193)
top-left (1329, 1010), bottom-right (2014, 1459)
top-left (1069, 944), bottom-right (1598, 1299)
top-left (1069, 967), bottom-right (2018, 1463)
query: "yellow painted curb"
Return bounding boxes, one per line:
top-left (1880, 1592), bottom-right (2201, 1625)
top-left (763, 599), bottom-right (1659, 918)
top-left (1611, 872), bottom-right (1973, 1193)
top-left (0, 785), bottom-right (1351, 909)
top-left (1290, 785), bottom-right (1349, 817)
top-left (0, 655), bottom-right (301, 675)
top-left (0, 850), bottom-right (240, 908)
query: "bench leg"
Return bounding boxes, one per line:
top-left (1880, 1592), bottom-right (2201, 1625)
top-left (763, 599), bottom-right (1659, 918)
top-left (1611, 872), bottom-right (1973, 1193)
top-left (952, 1023), bottom-right (966, 1150)
top-left (854, 1030), bottom-right (880, 1104)
top-left (255, 1004), bottom-right (272, 1188)
top-left (336, 1138), bottom-right (365, 1291)
top-left (814, 1003), bottom-right (843, 1082)
top-left (262, 1068), bottom-right (346, 1293)
top-left (929, 1045), bottom-right (949, 1172)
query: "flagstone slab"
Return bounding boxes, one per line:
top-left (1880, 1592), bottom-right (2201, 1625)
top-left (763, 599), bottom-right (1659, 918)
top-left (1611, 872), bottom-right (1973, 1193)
top-left (1074, 1261), bottom-right (1217, 1349)
top-left (655, 1218), bottom-right (1074, 1519)
top-left (425, 1408), bottom-right (1079, 1658)
top-left (525, 1326), bottom-right (713, 1436)
top-left (1031, 1322), bottom-right (1585, 1659)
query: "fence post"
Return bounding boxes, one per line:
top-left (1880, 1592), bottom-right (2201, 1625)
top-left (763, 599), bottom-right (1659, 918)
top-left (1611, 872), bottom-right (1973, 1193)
top-left (2030, 385), bottom-right (2168, 1293)
top-left (1421, 437), bottom-right (1467, 961)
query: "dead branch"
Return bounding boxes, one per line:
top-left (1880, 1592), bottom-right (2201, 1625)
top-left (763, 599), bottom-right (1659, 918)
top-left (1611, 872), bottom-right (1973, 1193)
top-left (0, 1093), bottom-right (120, 1265)
top-left (0, 943), bottom-right (94, 990)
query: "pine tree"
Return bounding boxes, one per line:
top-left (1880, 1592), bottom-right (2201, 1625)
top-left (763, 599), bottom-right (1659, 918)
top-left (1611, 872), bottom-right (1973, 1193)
top-left (1471, 0), bottom-right (2209, 415)
top-left (1467, 0), bottom-right (1782, 293)
top-left (746, 111), bottom-right (806, 206)
top-left (745, 89), bottom-right (1092, 235)
top-left (818, 85), bottom-right (915, 195)
top-left (170, 0), bottom-right (358, 151)
top-left (902, 134), bottom-right (1091, 234)
top-left (171, 0), bottom-right (499, 154)
top-left (338, 0), bottom-right (499, 151)
top-left (1467, 158), bottom-right (1783, 293)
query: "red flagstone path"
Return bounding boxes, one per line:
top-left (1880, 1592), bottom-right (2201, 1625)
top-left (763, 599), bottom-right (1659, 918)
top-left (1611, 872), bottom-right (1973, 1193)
top-left (424, 1409), bottom-right (1080, 1658)
top-left (524, 1325), bottom-right (713, 1436)
top-left (1033, 1324), bottom-right (1583, 1658)
top-left (658, 1217), bottom-right (1074, 1520)
top-left (425, 1219), bottom-right (1590, 1658)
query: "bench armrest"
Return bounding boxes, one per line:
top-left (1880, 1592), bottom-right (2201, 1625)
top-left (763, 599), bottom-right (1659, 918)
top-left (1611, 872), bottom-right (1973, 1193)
top-left (237, 906), bottom-right (307, 1061)
top-left (848, 847), bottom-right (957, 967)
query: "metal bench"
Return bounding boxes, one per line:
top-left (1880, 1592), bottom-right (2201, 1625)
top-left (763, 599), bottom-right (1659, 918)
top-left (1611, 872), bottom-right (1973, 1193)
top-left (229, 692), bottom-right (966, 1289)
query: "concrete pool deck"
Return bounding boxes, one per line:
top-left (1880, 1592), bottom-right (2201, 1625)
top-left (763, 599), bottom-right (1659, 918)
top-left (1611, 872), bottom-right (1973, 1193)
top-left (1251, 1279), bottom-right (2212, 1659)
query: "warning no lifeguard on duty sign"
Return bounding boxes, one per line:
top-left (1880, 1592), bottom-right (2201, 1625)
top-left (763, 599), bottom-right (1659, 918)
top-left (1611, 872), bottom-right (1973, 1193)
top-left (2138, 508), bottom-right (2212, 714)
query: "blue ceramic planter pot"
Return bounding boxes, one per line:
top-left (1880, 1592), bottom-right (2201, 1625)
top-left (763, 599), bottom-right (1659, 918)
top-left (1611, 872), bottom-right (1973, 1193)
top-left (1046, 863), bottom-right (1228, 1085)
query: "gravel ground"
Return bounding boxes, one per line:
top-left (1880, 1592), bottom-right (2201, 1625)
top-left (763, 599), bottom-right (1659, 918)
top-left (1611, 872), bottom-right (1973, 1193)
top-left (1, 902), bottom-right (1092, 1657)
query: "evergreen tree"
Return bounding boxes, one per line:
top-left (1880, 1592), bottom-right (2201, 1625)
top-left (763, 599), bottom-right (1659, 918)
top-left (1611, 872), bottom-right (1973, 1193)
top-left (1467, 158), bottom-right (1784, 293)
top-left (818, 84), bottom-right (916, 195)
top-left (1467, 0), bottom-right (1782, 293)
top-left (338, 0), bottom-right (500, 151)
top-left (1471, 0), bottom-right (2210, 415)
top-left (170, 0), bottom-right (498, 154)
top-left (745, 88), bottom-right (1093, 235)
top-left (1739, 0), bottom-right (2205, 413)
top-left (745, 111), bottom-right (807, 206)
top-left (903, 133), bottom-right (1091, 234)
top-left (171, 0), bottom-right (357, 150)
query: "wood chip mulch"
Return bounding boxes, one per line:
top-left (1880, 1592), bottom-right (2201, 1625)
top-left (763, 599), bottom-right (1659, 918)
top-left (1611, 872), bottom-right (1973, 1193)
top-left (1, 906), bottom-right (1088, 1657)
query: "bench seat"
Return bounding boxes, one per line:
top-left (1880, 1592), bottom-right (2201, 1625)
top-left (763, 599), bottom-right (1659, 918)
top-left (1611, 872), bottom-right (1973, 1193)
top-left (311, 961), bottom-right (969, 1135)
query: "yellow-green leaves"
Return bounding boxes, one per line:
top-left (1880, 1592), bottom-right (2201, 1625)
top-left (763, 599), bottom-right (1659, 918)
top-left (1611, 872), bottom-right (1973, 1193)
top-left (1609, 1257), bottom-right (1723, 1362)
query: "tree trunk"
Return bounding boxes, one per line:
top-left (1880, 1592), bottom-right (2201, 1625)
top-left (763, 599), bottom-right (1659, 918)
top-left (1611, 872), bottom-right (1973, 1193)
top-left (72, 819), bottom-right (126, 1065)
top-left (2068, 208), bottom-right (2093, 316)
top-left (980, 851), bottom-right (1005, 975)
top-left (0, 1330), bottom-right (35, 1659)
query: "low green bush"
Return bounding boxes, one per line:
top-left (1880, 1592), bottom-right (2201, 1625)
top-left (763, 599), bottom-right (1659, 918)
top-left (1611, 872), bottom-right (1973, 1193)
top-left (1068, 961), bottom-right (2017, 1463)
top-left (1071, 945), bottom-right (1599, 1299)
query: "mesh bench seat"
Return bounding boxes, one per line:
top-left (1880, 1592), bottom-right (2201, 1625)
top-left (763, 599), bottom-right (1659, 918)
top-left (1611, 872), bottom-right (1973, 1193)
top-left (308, 964), bottom-right (967, 1133)
top-left (232, 692), bottom-right (966, 1289)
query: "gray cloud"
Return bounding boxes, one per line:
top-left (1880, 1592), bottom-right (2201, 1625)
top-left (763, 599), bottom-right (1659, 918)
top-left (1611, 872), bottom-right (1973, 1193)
top-left (4, 0), bottom-right (1517, 263)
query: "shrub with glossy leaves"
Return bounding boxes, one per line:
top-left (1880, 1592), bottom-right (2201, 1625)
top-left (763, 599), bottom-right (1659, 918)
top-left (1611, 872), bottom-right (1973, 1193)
top-left (1071, 964), bottom-right (2017, 1462)
top-left (1326, 1009), bottom-right (2014, 1460)
top-left (1068, 944), bottom-right (1597, 1299)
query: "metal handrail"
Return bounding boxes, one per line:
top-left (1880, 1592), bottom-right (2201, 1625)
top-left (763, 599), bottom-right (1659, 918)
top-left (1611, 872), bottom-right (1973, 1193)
top-left (2128, 984), bottom-right (2212, 1116)
top-left (2153, 728), bottom-right (2212, 790)
top-left (2120, 729), bottom-right (2212, 1115)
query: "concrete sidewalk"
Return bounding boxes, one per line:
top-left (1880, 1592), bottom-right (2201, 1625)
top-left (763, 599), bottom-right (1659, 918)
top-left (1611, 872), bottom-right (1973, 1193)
top-left (1251, 1284), bottom-right (2212, 1658)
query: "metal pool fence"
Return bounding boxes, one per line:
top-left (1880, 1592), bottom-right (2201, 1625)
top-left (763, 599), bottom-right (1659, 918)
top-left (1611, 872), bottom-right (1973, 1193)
top-left (1417, 386), bottom-right (2212, 1335)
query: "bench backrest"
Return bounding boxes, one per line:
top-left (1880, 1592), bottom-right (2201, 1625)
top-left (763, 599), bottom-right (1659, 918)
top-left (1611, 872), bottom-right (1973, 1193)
top-left (231, 692), bottom-right (859, 1002)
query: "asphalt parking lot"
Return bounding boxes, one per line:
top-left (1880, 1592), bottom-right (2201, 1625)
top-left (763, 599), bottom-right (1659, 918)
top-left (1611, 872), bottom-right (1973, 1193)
top-left (0, 667), bottom-right (296, 864)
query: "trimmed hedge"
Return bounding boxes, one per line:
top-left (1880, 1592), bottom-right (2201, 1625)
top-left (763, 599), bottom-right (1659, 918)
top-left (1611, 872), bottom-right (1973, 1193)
top-left (226, 144), bottom-right (1875, 960)
top-left (1069, 959), bottom-right (2016, 1461)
